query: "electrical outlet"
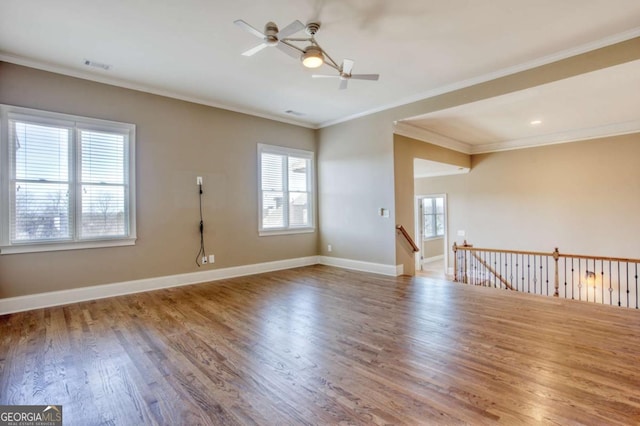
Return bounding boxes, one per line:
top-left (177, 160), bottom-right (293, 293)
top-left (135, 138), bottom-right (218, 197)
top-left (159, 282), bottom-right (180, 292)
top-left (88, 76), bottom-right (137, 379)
top-left (202, 256), bottom-right (208, 264)
top-left (327, 244), bottom-right (332, 252)
top-left (208, 254), bottom-right (215, 264)
top-left (196, 176), bottom-right (203, 185)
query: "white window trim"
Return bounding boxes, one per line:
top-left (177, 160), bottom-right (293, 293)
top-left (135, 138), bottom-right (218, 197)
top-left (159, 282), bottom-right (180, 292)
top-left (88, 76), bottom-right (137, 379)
top-left (422, 196), bottom-right (445, 240)
top-left (0, 104), bottom-right (137, 254)
top-left (258, 143), bottom-right (315, 236)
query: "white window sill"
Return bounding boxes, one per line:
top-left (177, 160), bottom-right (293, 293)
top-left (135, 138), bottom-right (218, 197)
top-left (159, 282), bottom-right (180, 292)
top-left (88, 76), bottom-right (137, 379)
top-left (1, 237), bottom-right (136, 254)
top-left (423, 235), bottom-right (445, 242)
top-left (259, 228), bottom-right (315, 237)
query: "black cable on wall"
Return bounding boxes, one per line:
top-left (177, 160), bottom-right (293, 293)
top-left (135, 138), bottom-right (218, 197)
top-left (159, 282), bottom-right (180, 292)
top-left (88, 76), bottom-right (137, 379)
top-left (195, 181), bottom-right (206, 267)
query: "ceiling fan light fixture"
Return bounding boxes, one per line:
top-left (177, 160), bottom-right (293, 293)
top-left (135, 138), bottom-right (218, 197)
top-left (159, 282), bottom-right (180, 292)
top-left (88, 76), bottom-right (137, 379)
top-left (301, 46), bottom-right (324, 68)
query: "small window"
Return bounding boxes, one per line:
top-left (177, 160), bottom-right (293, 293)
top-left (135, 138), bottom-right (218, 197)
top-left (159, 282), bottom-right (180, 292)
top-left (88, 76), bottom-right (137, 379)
top-left (0, 105), bottom-right (136, 254)
top-left (422, 196), bottom-right (444, 239)
top-left (258, 144), bottom-right (314, 235)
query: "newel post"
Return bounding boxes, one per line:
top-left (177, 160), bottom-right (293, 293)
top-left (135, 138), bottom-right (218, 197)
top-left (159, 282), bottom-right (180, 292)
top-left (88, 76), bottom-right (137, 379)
top-left (552, 247), bottom-right (560, 297)
top-left (453, 242), bottom-right (458, 282)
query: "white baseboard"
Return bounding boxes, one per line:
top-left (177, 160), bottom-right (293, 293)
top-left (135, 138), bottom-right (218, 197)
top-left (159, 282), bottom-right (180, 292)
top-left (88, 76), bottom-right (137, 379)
top-left (422, 255), bottom-right (444, 264)
top-left (318, 256), bottom-right (404, 277)
top-left (0, 256), bottom-right (319, 315)
top-left (0, 255), bottom-right (404, 315)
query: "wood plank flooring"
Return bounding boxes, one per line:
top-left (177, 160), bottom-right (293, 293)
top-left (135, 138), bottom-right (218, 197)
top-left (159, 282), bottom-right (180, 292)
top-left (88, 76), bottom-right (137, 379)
top-left (1, 265), bottom-right (640, 425)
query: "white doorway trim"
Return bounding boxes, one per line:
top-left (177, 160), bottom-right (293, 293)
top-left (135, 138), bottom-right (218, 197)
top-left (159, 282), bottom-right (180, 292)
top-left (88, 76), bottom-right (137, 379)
top-left (415, 193), bottom-right (448, 275)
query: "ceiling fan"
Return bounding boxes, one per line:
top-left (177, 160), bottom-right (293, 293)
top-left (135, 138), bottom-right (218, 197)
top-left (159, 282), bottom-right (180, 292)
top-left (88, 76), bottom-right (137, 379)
top-left (234, 19), bottom-right (379, 89)
top-left (233, 19), bottom-right (305, 58)
top-left (312, 59), bottom-right (379, 90)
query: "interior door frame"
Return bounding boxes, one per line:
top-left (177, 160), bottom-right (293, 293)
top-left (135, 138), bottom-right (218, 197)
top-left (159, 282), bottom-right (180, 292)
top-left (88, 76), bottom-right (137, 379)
top-left (414, 193), bottom-right (448, 274)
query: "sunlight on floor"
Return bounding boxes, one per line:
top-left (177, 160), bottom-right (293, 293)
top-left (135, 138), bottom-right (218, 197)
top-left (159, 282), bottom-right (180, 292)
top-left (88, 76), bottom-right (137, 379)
top-left (416, 258), bottom-right (447, 279)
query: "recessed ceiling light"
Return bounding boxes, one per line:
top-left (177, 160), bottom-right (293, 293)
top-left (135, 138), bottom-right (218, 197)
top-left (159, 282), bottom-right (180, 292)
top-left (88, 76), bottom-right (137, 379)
top-left (285, 110), bottom-right (305, 116)
top-left (530, 120), bottom-right (542, 125)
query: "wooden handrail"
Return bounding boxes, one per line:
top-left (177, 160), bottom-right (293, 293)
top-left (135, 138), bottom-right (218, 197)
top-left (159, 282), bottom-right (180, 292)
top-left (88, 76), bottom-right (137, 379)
top-left (453, 245), bottom-right (553, 257)
top-left (453, 243), bottom-right (640, 264)
top-left (396, 225), bottom-right (419, 253)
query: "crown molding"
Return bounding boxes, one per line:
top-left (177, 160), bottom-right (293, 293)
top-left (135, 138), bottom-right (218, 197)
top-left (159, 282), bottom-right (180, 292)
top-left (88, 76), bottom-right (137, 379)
top-left (394, 122), bottom-right (471, 154)
top-left (395, 118), bottom-right (640, 156)
top-left (471, 119), bottom-right (640, 154)
top-left (0, 52), bottom-right (318, 130)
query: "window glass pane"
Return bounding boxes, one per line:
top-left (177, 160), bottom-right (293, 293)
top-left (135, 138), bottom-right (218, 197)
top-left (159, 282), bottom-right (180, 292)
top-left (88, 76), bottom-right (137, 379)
top-left (12, 182), bottom-right (70, 241)
top-left (436, 214), bottom-right (445, 236)
top-left (288, 157), bottom-right (308, 192)
top-left (81, 185), bottom-right (126, 238)
top-left (81, 130), bottom-right (126, 184)
top-left (261, 153), bottom-right (283, 191)
top-left (435, 197), bottom-right (444, 213)
top-left (262, 191), bottom-right (284, 228)
top-left (13, 121), bottom-right (69, 182)
top-left (289, 192), bottom-right (309, 227)
top-left (423, 198), bottom-right (434, 214)
top-left (424, 215), bottom-right (435, 238)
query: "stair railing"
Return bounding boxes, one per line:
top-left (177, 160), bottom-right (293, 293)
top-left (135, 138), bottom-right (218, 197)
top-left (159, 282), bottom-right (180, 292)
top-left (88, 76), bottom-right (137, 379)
top-left (396, 224), bottom-right (420, 253)
top-left (453, 242), bottom-right (639, 309)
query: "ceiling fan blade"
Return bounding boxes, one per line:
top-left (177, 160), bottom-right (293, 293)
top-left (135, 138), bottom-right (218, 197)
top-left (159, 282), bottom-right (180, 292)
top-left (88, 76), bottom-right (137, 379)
top-left (312, 74), bottom-right (340, 78)
top-left (342, 59), bottom-right (354, 74)
top-left (339, 79), bottom-right (348, 90)
top-left (276, 42), bottom-right (300, 59)
top-left (234, 20), bottom-right (265, 39)
top-left (242, 43), bottom-right (268, 56)
top-left (277, 20), bottom-right (304, 39)
top-left (350, 74), bottom-right (380, 81)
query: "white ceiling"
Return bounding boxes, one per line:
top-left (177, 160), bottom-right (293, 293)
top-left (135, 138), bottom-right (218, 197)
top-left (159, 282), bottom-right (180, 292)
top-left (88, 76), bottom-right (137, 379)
top-left (1, 0), bottom-right (640, 130)
top-left (400, 59), bottom-right (640, 154)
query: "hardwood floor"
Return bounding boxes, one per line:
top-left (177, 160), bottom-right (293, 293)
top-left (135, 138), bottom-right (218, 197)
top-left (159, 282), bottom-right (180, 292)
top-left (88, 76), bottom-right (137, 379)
top-left (1, 265), bottom-right (640, 425)
top-left (417, 258), bottom-right (446, 279)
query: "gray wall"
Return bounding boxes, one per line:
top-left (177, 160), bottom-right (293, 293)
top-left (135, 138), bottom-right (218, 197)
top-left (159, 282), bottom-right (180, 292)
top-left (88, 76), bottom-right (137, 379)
top-left (0, 63), bottom-right (317, 298)
top-left (317, 114), bottom-right (397, 264)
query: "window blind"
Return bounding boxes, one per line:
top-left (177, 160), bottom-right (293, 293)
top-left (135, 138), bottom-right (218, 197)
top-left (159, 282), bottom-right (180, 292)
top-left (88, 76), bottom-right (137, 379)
top-left (9, 119), bottom-right (72, 242)
top-left (258, 144), bottom-right (314, 234)
top-left (261, 152), bottom-right (285, 228)
top-left (288, 156), bottom-right (310, 227)
top-left (80, 129), bottom-right (129, 238)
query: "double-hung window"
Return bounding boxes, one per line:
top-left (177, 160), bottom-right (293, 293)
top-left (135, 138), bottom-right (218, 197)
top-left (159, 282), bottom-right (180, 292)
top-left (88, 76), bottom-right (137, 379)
top-left (422, 196), bottom-right (445, 239)
top-left (0, 105), bottom-right (136, 253)
top-left (258, 143), bottom-right (314, 235)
